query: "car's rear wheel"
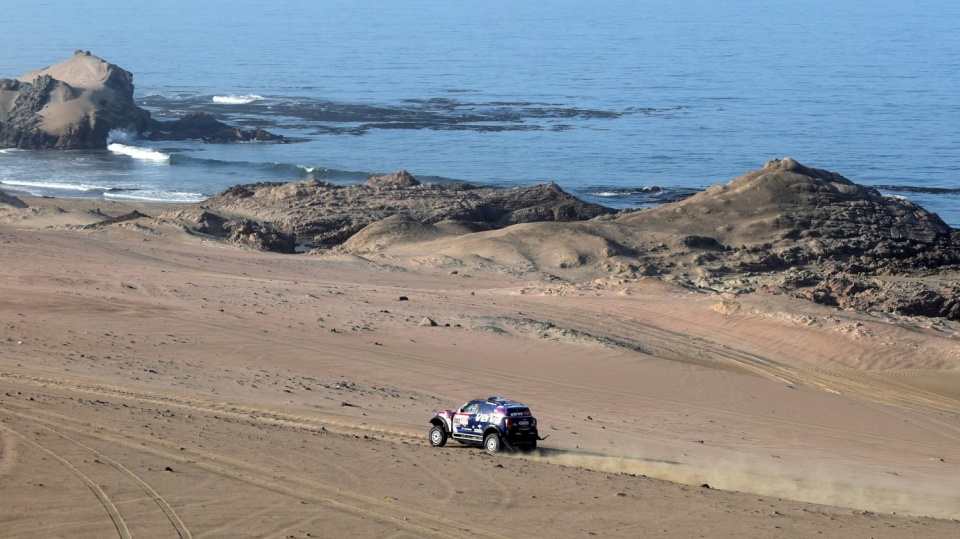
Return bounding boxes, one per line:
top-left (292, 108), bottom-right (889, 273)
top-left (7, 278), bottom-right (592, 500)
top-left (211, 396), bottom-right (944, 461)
top-left (483, 432), bottom-right (501, 454)
top-left (429, 425), bottom-right (447, 447)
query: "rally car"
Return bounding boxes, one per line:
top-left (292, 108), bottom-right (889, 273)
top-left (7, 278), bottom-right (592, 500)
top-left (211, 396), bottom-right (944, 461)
top-left (428, 397), bottom-right (541, 453)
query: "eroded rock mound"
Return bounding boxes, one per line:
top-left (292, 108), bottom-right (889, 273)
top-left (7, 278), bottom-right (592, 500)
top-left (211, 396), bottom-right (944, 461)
top-left (619, 158), bottom-right (959, 273)
top-left (204, 172), bottom-right (613, 246)
top-left (613, 158), bottom-right (960, 319)
top-left (0, 51), bottom-right (151, 149)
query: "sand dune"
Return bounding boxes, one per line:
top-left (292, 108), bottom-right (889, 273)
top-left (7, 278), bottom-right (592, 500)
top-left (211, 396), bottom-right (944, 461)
top-left (1, 194), bottom-right (958, 537)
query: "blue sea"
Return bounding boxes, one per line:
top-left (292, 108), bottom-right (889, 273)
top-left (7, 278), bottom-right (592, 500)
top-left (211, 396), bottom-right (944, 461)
top-left (2, 0), bottom-right (959, 225)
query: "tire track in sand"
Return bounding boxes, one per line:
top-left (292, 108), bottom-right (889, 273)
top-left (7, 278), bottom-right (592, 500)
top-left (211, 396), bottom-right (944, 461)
top-left (0, 422), bottom-right (132, 539)
top-left (32, 421), bottom-right (192, 539)
top-left (0, 393), bottom-right (507, 539)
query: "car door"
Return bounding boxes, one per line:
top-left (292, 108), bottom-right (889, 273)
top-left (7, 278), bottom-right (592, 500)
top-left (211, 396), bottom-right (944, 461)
top-left (453, 401), bottom-right (480, 436)
top-left (473, 402), bottom-right (498, 434)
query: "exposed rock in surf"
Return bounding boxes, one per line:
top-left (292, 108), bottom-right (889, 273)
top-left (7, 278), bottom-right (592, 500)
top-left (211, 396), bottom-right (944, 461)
top-left (365, 170), bottom-right (420, 188)
top-left (203, 172), bottom-right (614, 246)
top-left (0, 52), bottom-right (280, 149)
top-left (147, 112), bottom-right (284, 143)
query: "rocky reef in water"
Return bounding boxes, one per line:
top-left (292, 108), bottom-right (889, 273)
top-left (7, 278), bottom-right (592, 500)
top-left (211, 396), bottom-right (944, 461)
top-left (0, 51), bottom-right (280, 149)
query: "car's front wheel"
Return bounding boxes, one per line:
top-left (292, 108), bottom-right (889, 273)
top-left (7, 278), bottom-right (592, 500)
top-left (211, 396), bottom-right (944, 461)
top-left (429, 425), bottom-right (447, 447)
top-left (483, 432), bottom-right (501, 454)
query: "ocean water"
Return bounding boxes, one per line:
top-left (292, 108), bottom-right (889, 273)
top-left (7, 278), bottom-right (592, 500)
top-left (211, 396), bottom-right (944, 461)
top-left (1, 0), bottom-right (959, 225)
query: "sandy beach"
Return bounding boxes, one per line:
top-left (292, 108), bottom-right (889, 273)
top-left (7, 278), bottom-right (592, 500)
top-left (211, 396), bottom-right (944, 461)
top-left (1, 194), bottom-right (959, 538)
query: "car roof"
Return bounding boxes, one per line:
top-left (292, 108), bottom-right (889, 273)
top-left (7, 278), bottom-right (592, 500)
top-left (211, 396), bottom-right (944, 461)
top-left (480, 397), bottom-right (528, 408)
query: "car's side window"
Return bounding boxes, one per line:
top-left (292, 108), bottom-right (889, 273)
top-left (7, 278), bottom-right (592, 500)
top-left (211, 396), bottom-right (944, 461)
top-left (463, 402), bottom-right (480, 414)
top-left (478, 403), bottom-right (496, 415)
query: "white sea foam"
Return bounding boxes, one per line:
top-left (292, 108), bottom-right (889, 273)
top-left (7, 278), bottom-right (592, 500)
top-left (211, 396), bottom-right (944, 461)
top-left (107, 143), bottom-right (170, 162)
top-left (104, 190), bottom-right (205, 203)
top-left (212, 94), bottom-right (264, 105)
top-left (0, 179), bottom-right (104, 192)
top-left (106, 128), bottom-right (140, 145)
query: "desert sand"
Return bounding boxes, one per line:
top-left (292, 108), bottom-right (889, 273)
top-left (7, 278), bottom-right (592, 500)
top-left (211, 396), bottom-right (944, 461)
top-left (1, 194), bottom-right (959, 538)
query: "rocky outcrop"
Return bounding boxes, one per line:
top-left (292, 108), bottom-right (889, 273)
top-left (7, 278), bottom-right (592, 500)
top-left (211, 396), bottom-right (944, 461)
top-left (0, 51), bottom-right (151, 149)
top-left (204, 172), bottom-right (613, 246)
top-left (223, 219), bottom-right (296, 253)
top-left (147, 112), bottom-right (284, 143)
top-left (0, 51), bottom-right (280, 149)
top-left (194, 159), bottom-right (960, 320)
top-left (615, 158), bottom-right (960, 320)
top-left (0, 189), bottom-right (27, 209)
top-left (364, 170), bottom-right (420, 188)
top-left (791, 275), bottom-right (960, 320)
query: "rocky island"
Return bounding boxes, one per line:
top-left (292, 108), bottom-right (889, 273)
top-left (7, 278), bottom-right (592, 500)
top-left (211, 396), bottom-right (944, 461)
top-left (0, 51), bottom-right (280, 148)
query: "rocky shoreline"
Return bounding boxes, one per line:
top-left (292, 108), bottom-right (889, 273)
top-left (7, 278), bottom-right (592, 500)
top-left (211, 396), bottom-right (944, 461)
top-left (3, 158), bottom-right (958, 322)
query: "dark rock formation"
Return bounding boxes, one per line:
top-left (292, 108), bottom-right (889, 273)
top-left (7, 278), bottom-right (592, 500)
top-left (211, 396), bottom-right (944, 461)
top-left (617, 158), bottom-right (960, 320)
top-left (792, 275), bottom-right (960, 320)
top-left (82, 210), bottom-right (152, 228)
top-left (223, 219), bottom-right (296, 253)
top-left (0, 189), bottom-right (27, 209)
top-left (365, 170), bottom-right (420, 188)
top-left (147, 112), bottom-right (284, 143)
top-left (0, 52), bottom-right (279, 149)
top-left (204, 172), bottom-right (613, 246)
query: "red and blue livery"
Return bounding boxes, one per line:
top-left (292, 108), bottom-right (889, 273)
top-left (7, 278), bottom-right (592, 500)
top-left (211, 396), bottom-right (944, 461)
top-left (429, 397), bottom-right (541, 453)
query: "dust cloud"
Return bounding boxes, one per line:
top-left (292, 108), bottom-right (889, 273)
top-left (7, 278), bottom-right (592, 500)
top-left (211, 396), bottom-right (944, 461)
top-left (518, 448), bottom-right (959, 520)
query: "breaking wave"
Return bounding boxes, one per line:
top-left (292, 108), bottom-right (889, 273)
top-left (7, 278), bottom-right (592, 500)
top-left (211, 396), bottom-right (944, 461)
top-left (167, 154), bottom-right (380, 182)
top-left (0, 179), bottom-right (107, 193)
top-left (107, 143), bottom-right (170, 162)
top-left (213, 94), bottom-right (264, 104)
top-left (592, 186), bottom-right (665, 197)
top-left (104, 189), bottom-right (206, 203)
top-left (105, 129), bottom-right (169, 162)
